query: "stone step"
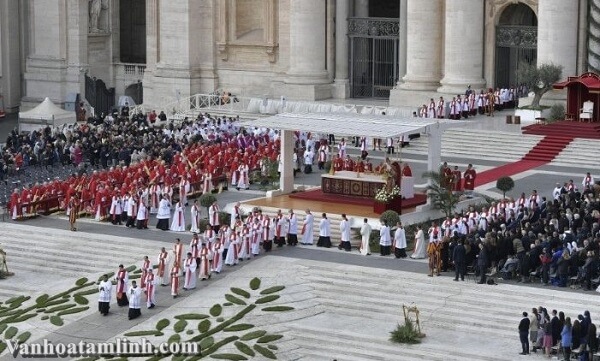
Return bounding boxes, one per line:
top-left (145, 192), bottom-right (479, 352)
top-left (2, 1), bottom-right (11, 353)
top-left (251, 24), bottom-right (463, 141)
top-left (305, 264), bottom-right (591, 309)
top-left (291, 324), bottom-right (509, 361)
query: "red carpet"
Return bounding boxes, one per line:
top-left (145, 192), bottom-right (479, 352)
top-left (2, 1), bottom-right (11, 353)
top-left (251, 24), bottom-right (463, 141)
top-left (475, 132), bottom-right (575, 186)
top-left (522, 135), bottom-right (573, 161)
top-left (522, 120), bottom-right (600, 139)
top-left (475, 160), bottom-right (546, 187)
top-left (289, 189), bottom-right (427, 209)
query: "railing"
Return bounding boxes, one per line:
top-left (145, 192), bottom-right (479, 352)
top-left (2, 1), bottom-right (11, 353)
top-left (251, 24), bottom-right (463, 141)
top-left (131, 93), bottom-right (414, 121)
top-left (114, 63), bottom-right (146, 80)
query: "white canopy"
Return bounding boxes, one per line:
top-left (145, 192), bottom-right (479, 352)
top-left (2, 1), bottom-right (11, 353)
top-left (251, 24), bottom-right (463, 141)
top-left (19, 97), bottom-right (76, 132)
top-left (240, 112), bottom-right (459, 138)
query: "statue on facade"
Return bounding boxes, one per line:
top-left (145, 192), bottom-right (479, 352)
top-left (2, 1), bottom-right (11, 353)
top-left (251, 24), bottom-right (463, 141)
top-left (89, 0), bottom-right (109, 33)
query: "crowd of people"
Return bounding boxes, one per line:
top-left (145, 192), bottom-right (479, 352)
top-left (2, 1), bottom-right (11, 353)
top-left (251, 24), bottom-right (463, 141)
top-left (422, 171), bottom-right (600, 291)
top-left (5, 110), bottom-right (287, 226)
top-left (519, 307), bottom-right (598, 360)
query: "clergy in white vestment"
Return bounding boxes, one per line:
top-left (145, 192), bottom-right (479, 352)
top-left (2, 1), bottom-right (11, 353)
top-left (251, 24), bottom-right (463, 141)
top-left (212, 239), bottom-right (224, 273)
top-left (360, 218), bottom-right (372, 256)
top-left (301, 209), bottom-right (314, 245)
top-left (183, 252), bottom-right (197, 290)
top-left (583, 172), bottom-right (595, 189)
top-left (209, 201), bottom-right (220, 232)
top-left (144, 269), bottom-right (156, 309)
top-left (250, 217), bottom-right (262, 256)
top-left (190, 200), bottom-right (201, 233)
top-left (225, 233), bottom-right (240, 265)
top-left (136, 199), bottom-right (148, 229)
top-left (156, 196), bottom-right (171, 231)
top-left (316, 213), bottom-right (332, 248)
top-left (411, 225), bottom-right (427, 259)
top-left (338, 214), bottom-right (351, 252)
top-left (394, 222), bottom-right (407, 258)
top-left (156, 247), bottom-right (171, 286)
top-left (379, 221), bottom-right (392, 256)
top-left (98, 275), bottom-right (112, 316)
top-left (140, 256), bottom-right (152, 289)
top-left (198, 243), bottom-right (211, 280)
top-left (170, 264), bottom-right (181, 298)
top-left (230, 202), bottom-right (241, 228)
top-left (236, 164), bottom-right (250, 190)
top-left (238, 225), bottom-right (250, 260)
top-left (287, 209), bottom-right (298, 246)
top-left (127, 281), bottom-right (143, 320)
top-left (170, 201), bottom-right (186, 232)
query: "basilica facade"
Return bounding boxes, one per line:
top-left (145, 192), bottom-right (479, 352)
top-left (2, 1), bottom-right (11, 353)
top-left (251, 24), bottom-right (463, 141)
top-left (0, 0), bottom-right (595, 113)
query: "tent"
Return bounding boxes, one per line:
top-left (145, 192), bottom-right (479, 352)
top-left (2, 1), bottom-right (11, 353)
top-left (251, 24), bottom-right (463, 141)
top-left (18, 97), bottom-right (76, 132)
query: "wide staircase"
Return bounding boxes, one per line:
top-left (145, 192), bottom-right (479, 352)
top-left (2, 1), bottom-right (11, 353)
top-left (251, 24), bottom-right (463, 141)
top-left (553, 138), bottom-right (600, 170)
top-left (0, 222), bottom-right (172, 300)
top-left (402, 129), bottom-right (543, 163)
top-left (267, 258), bottom-right (597, 361)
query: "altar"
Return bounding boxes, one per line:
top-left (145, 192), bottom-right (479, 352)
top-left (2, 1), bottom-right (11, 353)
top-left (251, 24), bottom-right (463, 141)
top-left (321, 171), bottom-right (414, 199)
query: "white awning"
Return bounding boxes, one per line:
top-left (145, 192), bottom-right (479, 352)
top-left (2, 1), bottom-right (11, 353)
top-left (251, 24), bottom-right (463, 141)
top-left (239, 112), bottom-right (460, 138)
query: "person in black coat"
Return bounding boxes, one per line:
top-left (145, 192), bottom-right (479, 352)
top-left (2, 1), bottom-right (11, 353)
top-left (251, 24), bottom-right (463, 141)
top-left (452, 238), bottom-right (466, 281)
top-left (519, 311), bottom-right (531, 355)
top-left (550, 309), bottom-right (561, 346)
top-left (477, 241), bottom-right (489, 284)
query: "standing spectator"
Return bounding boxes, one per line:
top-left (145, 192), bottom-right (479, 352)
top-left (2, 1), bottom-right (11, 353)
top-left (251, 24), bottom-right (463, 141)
top-left (452, 238), bottom-right (466, 281)
top-left (586, 322), bottom-right (598, 361)
top-left (477, 242), bottom-right (489, 284)
top-left (561, 317), bottom-right (573, 360)
top-left (529, 308), bottom-right (540, 353)
top-left (519, 311), bottom-right (531, 355)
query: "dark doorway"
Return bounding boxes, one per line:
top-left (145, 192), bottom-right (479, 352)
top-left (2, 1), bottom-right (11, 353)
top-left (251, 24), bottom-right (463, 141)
top-left (119, 0), bottom-right (146, 63)
top-left (369, 1), bottom-right (400, 18)
top-left (495, 3), bottom-right (537, 88)
top-left (125, 82), bottom-right (144, 105)
top-left (85, 75), bottom-right (115, 115)
top-left (348, 18), bottom-right (399, 98)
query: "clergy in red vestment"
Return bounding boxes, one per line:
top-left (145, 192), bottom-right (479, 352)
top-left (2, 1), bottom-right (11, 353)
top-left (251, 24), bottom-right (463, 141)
top-left (402, 163), bottom-right (413, 177)
top-left (463, 164), bottom-right (476, 194)
top-left (452, 166), bottom-right (462, 192)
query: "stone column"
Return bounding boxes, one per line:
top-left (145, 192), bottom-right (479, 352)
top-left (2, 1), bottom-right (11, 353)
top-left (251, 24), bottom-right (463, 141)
top-left (143, 0), bottom-right (158, 106)
top-left (438, 0), bottom-right (485, 94)
top-left (149, 0), bottom-right (216, 107)
top-left (279, 130), bottom-right (295, 194)
top-left (396, 0), bottom-right (408, 84)
top-left (354, 0), bottom-right (369, 17)
top-left (399, 0), bottom-right (443, 91)
top-left (333, 0), bottom-right (350, 98)
top-left (66, 0), bottom-right (89, 97)
top-left (538, 0), bottom-right (578, 77)
top-left (0, 0), bottom-right (22, 111)
top-left (23, 0), bottom-right (68, 105)
top-left (284, 0), bottom-right (330, 100)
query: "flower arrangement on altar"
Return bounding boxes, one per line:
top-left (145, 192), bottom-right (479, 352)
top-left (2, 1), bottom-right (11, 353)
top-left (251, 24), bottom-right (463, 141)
top-left (374, 185), bottom-right (401, 203)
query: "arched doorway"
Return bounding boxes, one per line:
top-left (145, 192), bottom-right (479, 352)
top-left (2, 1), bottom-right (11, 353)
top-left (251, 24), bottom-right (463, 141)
top-left (125, 82), bottom-right (143, 105)
top-left (495, 3), bottom-right (537, 88)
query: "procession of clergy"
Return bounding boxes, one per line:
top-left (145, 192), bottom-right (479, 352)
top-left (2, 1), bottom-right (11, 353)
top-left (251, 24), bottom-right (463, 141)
top-left (417, 86), bottom-right (517, 119)
top-left (97, 202), bottom-right (313, 320)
